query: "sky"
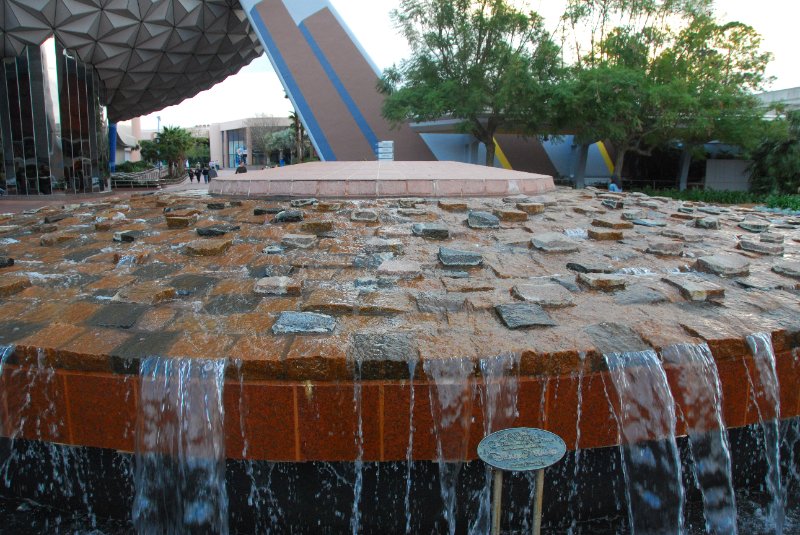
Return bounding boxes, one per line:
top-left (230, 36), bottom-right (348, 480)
top-left (137, 0), bottom-right (798, 131)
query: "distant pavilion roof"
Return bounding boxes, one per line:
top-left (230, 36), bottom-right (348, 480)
top-left (1, 0), bottom-right (263, 122)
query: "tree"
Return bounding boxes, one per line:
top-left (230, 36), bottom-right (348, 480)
top-left (654, 15), bottom-right (771, 189)
top-left (186, 137), bottom-right (210, 165)
top-left (247, 115), bottom-right (287, 164)
top-left (289, 111), bottom-right (307, 162)
top-left (266, 129), bottom-right (296, 164)
top-left (749, 111), bottom-right (800, 195)
top-left (380, 0), bottom-right (563, 166)
top-left (556, 0), bottom-right (770, 188)
top-left (155, 126), bottom-right (193, 176)
top-left (139, 140), bottom-right (159, 164)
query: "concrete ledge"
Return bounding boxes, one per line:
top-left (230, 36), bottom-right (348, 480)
top-left (208, 161), bottom-right (555, 198)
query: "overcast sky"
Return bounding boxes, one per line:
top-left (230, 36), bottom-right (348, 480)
top-left (137, 0), bottom-right (798, 131)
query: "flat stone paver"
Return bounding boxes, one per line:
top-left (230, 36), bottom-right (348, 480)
top-left (695, 255), bottom-right (750, 277)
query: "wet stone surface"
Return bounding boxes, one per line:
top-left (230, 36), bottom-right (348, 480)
top-left (467, 211), bottom-right (500, 229)
top-left (411, 223), bottom-right (450, 240)
top-left (0, 187), bottom-right (796, 381)
top-left (273, 311), bottom-right (336, 334)
top-left (438, 247), bottom-right (483, 267)
top-left (495, 302), bottom-right (557, 329)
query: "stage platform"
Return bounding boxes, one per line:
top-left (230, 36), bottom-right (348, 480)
top-left (207, 161), bottom-right (555, 198)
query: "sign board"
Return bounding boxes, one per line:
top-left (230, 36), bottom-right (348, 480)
top-left (477, 428), bottom-right (566, 472)
top-left (376, 140), bottom-right (394, 161)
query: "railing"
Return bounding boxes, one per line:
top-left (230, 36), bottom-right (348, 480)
top-left (110, 166), bottom-right (177, 189)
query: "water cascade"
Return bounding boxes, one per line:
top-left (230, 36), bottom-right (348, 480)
top-left (604, 350), bottom-right (684, 534)
top-left (566, 353), bottom-right (587, 535)
top-left (350, 361), bottom-right (364, 535)
top-left (132, 356), bottom-right (228, 534)
top-left (661, 343), bottom-right (736, 534)
top-left (470, 353), bottom-right (520, 534)
top-left (404, 358), bottom-right (417, 534)
top-left (424, 357), bottom-right (476, 535)
top-left (744, 333), bottom-right (784, 533)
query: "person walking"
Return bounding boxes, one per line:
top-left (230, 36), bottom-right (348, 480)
top-left (202, 166), bottom-right (210, 183)
top-left (188, 168), bottom-right (194, 183)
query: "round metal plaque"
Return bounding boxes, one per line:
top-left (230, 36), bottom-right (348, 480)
top-left (477, 428), bottom-right (567, 472)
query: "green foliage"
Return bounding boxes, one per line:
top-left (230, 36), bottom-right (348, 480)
top-left (556, 0), bottom-right (771, 182)
top-left (381, 0), bottom-right (563, 166)
top-left (186, 137), bottom-right (210, 165)
top-left (139, 140), bottom-right (159, 164)
top-left (639, 187), bottom-right (800, 210)
top-left (114, 161), bottom-right (152, 173)
top-left (749, 111), bottom-right (800, 195)
top-left (155, 126), bottom-right (193, 176)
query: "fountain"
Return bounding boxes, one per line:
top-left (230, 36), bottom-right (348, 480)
top-left (0, 188), bottom-right (797, 532)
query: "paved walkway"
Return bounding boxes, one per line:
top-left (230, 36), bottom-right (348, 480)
top-left (0, 174), bottom-right (216, 214)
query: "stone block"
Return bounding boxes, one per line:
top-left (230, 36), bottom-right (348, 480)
top-left (468, 211), bottom-right (501, 229)
top-left (438, 247), bottom-right (483, 267)
top-left (494, 303), bottom-right (557, 329)
top-left (196, 224), bottom-right (240, 237)
top-left (696, 217), bottom-right (720, 230)
top-left (300, 221), bottom-right (335, 235)
top-left (282, 234), bottom-right (317, 249)
top-left (646, 241), bottom-right (684, 256)
top-left (577, 273), bottom-right (627, 292)
top-left (695, 255), bottom-right (750, 277)
top-left (274, 210), bottom-right (304, 223)
top-left (0, 277), bottom-right (31, 298)
top-left (493, 208), bottom-right (528, 222)
top-left (272, 312), bottom-right (336, 335)
top-left (592, 218), bottom-right (633, 230)
top-left (516, 203), bottom-right (545, 215)
top-left (255, 276), bottom-right (301, 296)
top-left (438, 200), bottom-right (468, 212)
top-left (351, 210), bottom-right (379, 222)
top-left (165, 215), bottom-right (195, 229)
top-left (531, 232), bottom-right (580, 254)
top-left (588, 228), bottom-right (623, 241)
top-left (377, 259), bottom-right (422, 279)
top-left (185, 238), bottom-right (233, 256)
top-left (511, 283), bottom-right (575, 308)
top-left (40, 232), bottom-right (77, 246)
top-left (411, 223), bottom-right (450, 240)
top-left (364, 237), bottom-right (404, 254)
top-left (738, 220), bottom-right (769, 233)
top-left (738, 240), bottom-right (784, 255)
top-left (773, 261), bottom-right (800, 279)
top-left (663, 276), bottom-right (725, 302)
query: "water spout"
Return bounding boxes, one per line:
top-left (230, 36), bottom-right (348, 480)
top-left (745, 333), bottom-right (784, 534)
top-left (662, 343), bottom-right (736, 534)
top-left (604, 350), bottom-right (684, 534)
top-left (132, 357), bottom-right (228, 534)
top-left (425, 357), bottom-right (475, 535)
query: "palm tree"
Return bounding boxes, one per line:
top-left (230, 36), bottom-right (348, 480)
top-left (289, 110), bottom-right (304, 162)
top-left (156, 126), bottom-right (193, 177)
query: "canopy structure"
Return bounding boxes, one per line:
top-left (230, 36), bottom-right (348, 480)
top-left (1, 0), bottom-right (264, 122)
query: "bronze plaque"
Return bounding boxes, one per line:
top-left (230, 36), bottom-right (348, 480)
top-left (477, 427), bottom-right (566, 472)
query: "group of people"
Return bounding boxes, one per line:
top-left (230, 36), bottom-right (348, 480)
top-left (188, 165), bottom-right (210, 183)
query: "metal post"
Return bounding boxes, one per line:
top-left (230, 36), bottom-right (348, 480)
top-left (532, 468), bottom-right (545, 535)
top-left (491, 469), bottom-right (503, 535)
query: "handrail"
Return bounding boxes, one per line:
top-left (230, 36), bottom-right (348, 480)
top-left (110, 166), bottom-right (175, 189)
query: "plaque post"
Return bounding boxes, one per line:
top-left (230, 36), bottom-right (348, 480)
top-left (491, 469), bottom-right (503, 535)
top-left (477, 428), bottom-right (566, 535)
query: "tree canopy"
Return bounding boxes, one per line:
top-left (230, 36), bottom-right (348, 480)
top-left (380, 0), bottom-right (563, 166)
top-left (555, 0), bottom-right (771, 186)
top-left (749, 111), bottom-right (800, 195)
top-left (154, 126), bottom-right (193, 176)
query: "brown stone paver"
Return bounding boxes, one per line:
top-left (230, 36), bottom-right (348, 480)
top-left (0, 183), bottom-right (799, 460)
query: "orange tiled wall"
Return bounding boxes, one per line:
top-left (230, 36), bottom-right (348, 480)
top-left (0, 349), bottom-right (797, 462)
